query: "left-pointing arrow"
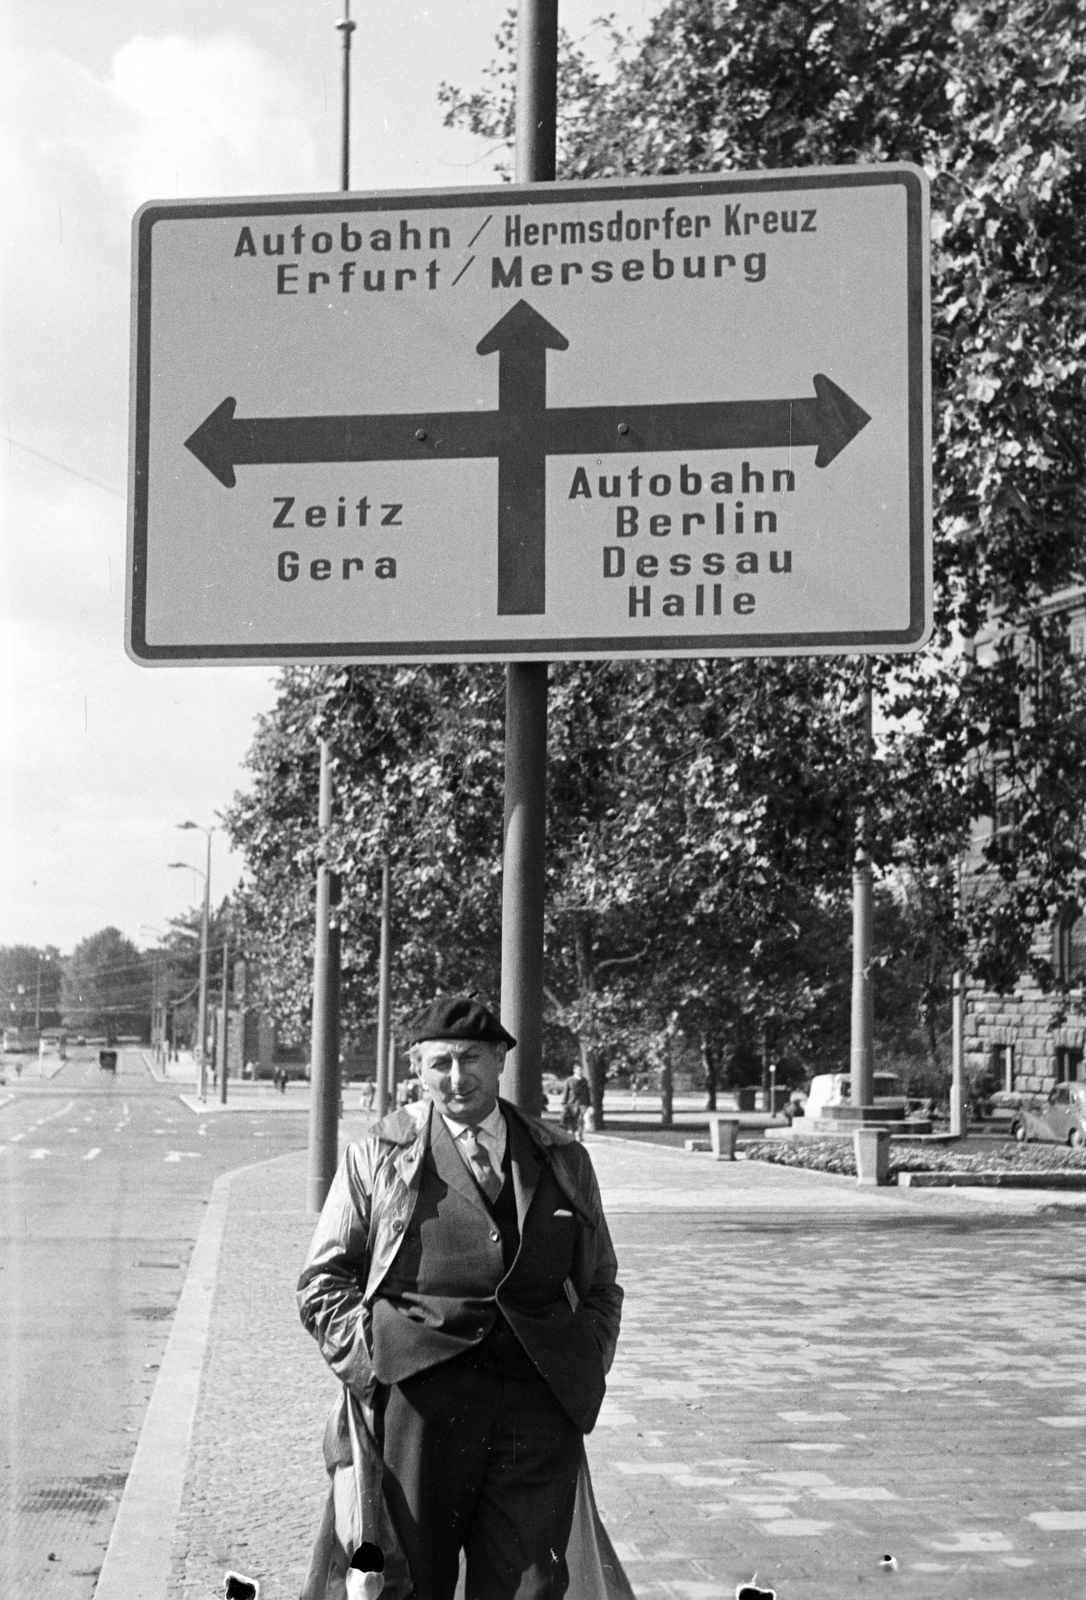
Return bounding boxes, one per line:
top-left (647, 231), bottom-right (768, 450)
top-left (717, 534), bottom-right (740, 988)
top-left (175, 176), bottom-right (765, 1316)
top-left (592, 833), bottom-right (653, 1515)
top-left (184, 397), bottom-right (503, 489)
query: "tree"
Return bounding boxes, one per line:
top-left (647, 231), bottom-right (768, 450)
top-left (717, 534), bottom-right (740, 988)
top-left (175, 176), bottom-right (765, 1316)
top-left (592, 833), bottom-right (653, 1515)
top-left (0, 945), bottom-right (63, 1033)
top-left (61, 929), bottom-right (151, 1040)
top-left (227, 651), bottom-right (875, 1121)
top-left (145, 901), bottom-right (236, 1051)
top-left (229, 0), bottom-right (1086, 1110)
top-left (443, 0), bottom-right (1086, 993)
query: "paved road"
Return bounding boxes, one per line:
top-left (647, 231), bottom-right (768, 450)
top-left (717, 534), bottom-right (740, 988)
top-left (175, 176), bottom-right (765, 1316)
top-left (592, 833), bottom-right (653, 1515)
top-left (0, 1047), bottom-right (310, 1600)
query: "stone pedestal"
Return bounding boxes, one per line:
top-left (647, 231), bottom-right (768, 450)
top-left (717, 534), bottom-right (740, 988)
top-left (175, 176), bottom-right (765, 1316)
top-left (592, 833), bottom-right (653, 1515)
top-left (708, 1115), bottom-right (738, 1161)
top-left (821, 1103), bottom-right (905, 1126)
top-left (854, 1127), bottom-right (891, 1186)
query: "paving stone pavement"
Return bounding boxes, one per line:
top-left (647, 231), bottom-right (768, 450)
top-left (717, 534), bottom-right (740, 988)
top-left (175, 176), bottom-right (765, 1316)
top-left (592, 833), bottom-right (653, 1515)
top-left (166, 1133), bottom-right (1086, 1600)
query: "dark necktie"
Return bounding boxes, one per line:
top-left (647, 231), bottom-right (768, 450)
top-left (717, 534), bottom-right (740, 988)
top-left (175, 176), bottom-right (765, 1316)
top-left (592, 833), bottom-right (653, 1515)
top-left (461, 1127), bottom-right (503, 1203)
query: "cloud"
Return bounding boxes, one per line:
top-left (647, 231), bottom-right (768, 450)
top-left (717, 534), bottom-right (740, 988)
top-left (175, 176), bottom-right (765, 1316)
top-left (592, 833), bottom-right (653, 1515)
top-left (101, 33), bottom-right (320, 209)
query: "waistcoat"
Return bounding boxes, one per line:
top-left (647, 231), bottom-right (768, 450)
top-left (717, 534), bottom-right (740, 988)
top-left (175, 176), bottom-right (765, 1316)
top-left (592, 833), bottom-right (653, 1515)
top-left (369, 1111), bottom-right (513, 1383)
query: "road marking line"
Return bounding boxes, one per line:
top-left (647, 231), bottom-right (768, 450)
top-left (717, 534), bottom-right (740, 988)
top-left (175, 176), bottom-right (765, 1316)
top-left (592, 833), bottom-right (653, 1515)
top-left (11, 1132), bottom-right (25, 1143)
top-left (28, 1148), bottom-right (50, 1160)
top-left (85, 1148), bottom-right (102, 1161)
top-left (40, 1100), bottom-right (76, 1124)
top-left (164, 1151), bottom-right (202, 1162)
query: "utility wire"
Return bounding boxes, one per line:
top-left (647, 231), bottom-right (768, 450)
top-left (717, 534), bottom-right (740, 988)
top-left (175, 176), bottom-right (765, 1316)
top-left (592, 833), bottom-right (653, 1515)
top-left (6, 434), bottom-right (125, 499)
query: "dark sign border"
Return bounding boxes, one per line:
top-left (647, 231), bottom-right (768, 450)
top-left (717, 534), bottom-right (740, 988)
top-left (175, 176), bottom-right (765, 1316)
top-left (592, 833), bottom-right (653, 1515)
top-left (127, 166), bottom-right (929, 664)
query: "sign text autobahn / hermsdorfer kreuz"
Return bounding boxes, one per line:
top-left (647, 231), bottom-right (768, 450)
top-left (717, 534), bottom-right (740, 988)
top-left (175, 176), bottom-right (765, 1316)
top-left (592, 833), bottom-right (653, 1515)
top-left (127, 166), bottom-right (930, 664)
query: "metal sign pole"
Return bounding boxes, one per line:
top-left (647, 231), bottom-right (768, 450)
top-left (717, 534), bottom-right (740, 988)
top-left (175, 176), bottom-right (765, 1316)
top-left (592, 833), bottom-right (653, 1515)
top-left (197, 832), bottom-right (211, 1101)
top-left (218, 931), bottom-right (229, 1105)
top-left (375, 856), bottom-right (391, 1118)
top-left (850, 658), bottom-right (876, 1109)
top-left (306, 9), bottom-right (354, 1207)
top-left (308, 739), bottom-right (341, 1209)
top-left (499, 0), bottom-right (558, 1118)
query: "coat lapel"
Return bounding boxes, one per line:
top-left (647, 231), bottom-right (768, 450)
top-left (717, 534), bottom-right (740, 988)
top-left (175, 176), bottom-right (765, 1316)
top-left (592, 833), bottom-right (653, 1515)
top-left (503, 1103), bottom-right (541, 1232)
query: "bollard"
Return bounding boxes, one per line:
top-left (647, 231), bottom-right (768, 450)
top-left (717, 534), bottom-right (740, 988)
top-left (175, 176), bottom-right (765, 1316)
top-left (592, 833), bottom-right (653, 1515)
top-left (708, 1115), bottom-right (739, 1161)
top-left (854, 1127), bottom-right (890, 1186)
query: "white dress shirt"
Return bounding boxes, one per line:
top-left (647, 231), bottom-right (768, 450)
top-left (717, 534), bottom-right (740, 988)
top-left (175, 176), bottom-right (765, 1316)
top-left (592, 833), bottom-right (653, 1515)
top-left (442, 1100), bottom-right (507, 1177)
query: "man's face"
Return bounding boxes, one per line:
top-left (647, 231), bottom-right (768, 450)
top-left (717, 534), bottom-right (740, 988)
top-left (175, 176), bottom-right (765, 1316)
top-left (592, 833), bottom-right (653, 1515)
top-left (415, 1039), bottom-right (505, 1125)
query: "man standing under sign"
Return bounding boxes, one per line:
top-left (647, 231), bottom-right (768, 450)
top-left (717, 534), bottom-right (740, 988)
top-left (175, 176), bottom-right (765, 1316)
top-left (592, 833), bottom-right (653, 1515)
top-left (298, 994), bottom-right (624, 1599)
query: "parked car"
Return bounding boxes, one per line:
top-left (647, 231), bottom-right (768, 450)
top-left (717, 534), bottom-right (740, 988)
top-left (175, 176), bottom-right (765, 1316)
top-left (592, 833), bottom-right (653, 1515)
top-left (1011, 1082), bottom-right (1086, 1146)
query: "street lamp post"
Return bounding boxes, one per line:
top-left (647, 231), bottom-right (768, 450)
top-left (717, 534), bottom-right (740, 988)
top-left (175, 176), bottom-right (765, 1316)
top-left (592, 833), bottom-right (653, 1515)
top-left (218, 925), bottom-right (231, 1105)
top-left (173, 821), bottom-right (215, 1101)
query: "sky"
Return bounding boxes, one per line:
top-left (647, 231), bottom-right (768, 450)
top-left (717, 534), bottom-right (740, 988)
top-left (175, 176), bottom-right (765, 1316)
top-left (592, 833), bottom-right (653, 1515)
top-left (1, 0), bottom-right (658, 956)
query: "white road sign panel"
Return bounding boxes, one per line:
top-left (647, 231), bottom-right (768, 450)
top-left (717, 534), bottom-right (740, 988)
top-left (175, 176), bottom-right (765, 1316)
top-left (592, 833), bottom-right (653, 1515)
top-left (127, 165), bottom-right (930, 663)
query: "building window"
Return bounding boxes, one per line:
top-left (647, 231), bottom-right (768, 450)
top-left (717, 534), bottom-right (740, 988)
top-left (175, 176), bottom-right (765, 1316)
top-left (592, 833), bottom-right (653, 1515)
top-left (990, 796), bottom-right (1019, 865)
top-left (1056, 1047), bottom-right (1083, 1083)
top-left (989, 1042), bottom-right (1014, 1092)
top-left (1055, 906), bottom-right (1086, 982)
top-left (990, 1043), bottom-right (1014, 1093)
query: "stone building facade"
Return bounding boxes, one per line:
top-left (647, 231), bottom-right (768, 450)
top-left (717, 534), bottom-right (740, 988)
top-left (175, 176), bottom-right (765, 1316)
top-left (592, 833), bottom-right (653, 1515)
top-left (963, 961), bottom-right (1086, 1095)
top-left (961, 585), bottom-right (1086, 1095)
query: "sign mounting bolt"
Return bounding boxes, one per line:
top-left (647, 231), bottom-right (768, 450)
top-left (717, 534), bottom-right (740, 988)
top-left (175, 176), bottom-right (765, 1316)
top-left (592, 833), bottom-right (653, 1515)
top-left (415, 428), bottom-right (427, 441)
top-left (617, 422), bottom-right (629, 435)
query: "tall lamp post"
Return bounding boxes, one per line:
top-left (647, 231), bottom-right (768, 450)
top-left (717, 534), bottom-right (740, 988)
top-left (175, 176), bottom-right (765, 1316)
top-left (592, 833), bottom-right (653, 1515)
top-left (171, 820), bottom-right (215, 1101)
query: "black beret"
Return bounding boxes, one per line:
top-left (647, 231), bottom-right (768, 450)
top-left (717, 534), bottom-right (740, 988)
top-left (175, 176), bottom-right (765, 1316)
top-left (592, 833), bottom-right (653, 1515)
top-left (407, 995), bottom-right (516, 1049)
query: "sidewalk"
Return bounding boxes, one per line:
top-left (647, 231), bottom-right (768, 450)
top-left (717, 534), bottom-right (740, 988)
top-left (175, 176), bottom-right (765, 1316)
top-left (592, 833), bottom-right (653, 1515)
top-left (96, 1128), bottom-right (1086, 1600)
top-left (142, 1050), bottom-right (325, 1113)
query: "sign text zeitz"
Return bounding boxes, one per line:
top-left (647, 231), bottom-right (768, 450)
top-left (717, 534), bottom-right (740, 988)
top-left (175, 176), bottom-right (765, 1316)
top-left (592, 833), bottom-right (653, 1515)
top-left (126, 166), bottom-right (930, 664)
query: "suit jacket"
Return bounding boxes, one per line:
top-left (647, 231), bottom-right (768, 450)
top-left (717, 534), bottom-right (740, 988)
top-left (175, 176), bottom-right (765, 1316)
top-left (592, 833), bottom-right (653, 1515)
top-left (297, 1097), bottom-right (623, 1433)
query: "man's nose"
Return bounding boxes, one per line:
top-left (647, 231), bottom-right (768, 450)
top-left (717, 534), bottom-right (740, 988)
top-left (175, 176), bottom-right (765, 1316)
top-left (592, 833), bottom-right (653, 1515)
top-left (448, 1061), bottom-right (471, 1089)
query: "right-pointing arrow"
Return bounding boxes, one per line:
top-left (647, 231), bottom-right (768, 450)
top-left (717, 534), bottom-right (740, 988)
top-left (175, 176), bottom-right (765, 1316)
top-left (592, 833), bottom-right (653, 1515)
top-left (543, 373), bottom-right (871, 466)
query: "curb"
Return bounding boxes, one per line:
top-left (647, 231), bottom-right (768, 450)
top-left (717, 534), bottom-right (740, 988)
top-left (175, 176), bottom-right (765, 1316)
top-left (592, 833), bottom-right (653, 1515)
top-left (178, 1092), bottom-right (312, 1115)
top-left (595, 1131), bottom-right (861, 1182)
top-left (139, 1049), bottom-right (199, 1090)
top-left (93, 1152), bottom-right (294, 1600)
top-left (899, 1169), bottom-right (1086, 1190)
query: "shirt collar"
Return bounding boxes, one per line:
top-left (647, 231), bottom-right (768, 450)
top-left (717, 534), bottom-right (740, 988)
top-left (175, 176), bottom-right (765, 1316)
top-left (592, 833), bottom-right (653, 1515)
top-left (442, 1100), bottom-right (504, 1140)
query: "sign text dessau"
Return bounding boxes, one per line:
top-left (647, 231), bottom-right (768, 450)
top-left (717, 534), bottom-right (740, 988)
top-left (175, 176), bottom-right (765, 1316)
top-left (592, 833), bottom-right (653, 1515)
top-left (127, 166), bottom-right (930, 664)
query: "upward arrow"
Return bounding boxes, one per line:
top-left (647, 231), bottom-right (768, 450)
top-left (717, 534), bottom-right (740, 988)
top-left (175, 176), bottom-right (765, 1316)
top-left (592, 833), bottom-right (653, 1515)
top-left (476, 302), bottom-right (570, 614)
top-left (184, 299), bottom-right (871, 616)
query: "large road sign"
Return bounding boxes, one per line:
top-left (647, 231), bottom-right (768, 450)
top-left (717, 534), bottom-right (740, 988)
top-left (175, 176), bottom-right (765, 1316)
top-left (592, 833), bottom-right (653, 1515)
top-left (127, 165), bottom-right (929, 664)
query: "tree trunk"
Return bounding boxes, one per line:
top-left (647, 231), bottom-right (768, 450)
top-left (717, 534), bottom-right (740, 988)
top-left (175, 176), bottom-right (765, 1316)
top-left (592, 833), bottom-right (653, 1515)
top-left (580, 1038), bottom-right (606, 1130)
top-left (659, 1039), bottom-right (673, 1128)
top-left (701, 1030), bottom-right (718, 1111)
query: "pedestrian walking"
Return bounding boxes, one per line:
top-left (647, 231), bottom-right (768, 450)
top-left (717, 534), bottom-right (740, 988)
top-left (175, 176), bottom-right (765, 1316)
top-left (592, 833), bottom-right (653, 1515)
top-left (297, 994), bottom-right (626, 1600)
top-left (561, 1066), bottom-right (592, 1142)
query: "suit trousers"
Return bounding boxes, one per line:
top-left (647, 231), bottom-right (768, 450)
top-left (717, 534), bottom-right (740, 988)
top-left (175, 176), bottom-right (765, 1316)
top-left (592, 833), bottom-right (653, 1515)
top-left (374, 1354), bottom-right (582, 1600)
